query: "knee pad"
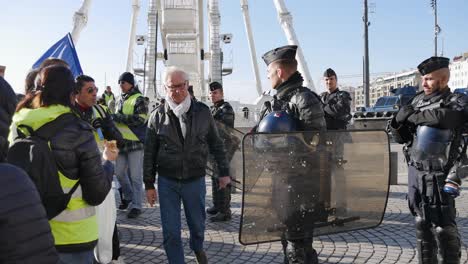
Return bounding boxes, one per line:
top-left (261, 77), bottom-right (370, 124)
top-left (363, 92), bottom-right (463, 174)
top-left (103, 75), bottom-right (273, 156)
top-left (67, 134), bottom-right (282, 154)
top-left (415, 216), bottom-right (430, 232)
top-left (434, 225), bottom-right (461, 263)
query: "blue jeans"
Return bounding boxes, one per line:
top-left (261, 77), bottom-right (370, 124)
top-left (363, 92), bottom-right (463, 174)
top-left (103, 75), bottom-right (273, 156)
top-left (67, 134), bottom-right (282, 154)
top-left (58, 250), bottom-right (93, 264)
top-left (158, 176), bottom-right (206, 264)
top-left (115, 150), bottom-right (143, 209)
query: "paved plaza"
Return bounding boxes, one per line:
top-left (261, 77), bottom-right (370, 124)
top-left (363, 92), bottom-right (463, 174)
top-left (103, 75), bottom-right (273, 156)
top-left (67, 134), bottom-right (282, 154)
top-left (116, 178), bottom-right (468, 263)
top-left (115, 143), bottom-right (467, 264)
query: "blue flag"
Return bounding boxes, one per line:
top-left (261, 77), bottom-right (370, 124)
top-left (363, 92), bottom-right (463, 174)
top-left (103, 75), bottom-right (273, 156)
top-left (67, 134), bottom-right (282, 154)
top-left (32, 33), bottom-right (83, 77)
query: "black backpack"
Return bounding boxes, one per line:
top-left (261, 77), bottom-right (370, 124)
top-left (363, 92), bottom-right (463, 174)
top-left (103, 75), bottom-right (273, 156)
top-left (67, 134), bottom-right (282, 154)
top-left (7, 113), bottom-right (79, 219)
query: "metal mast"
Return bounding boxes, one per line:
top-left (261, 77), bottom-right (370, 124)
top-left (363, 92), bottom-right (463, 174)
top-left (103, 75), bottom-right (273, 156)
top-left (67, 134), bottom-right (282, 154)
top-left (208, 0), bottom-right (222, 84)
top-left (240, 0), bottom-right (263, 96)
top-left (363, 0), bottom-right (370, 107)
top-left (272, 0), bottom-right (315, 91)
top-left (126, 0), bottom-right (141, 72)
top-left (71, 0), bottom-right (93, 43)
top-left (198, 0), bottom-right (206, 101)
top-left (431, 0), bottom-right (441, 56)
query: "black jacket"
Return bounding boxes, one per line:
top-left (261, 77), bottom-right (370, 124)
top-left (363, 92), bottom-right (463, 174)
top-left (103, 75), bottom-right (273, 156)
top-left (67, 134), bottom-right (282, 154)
top-left (48, 115), bottom-right (113, 206)
top-left (272, 71), bottom-right (326, 132)
top-left (211, 100), bottom-right (235, 128)
top-left (143, 100), bottom-right (230, 189)
top-left (0, 163), bottom-right (59, 264)
top-left (320, 89), bottom-right (352, 130)
top-left (390, 88), bottom-right (468, 144)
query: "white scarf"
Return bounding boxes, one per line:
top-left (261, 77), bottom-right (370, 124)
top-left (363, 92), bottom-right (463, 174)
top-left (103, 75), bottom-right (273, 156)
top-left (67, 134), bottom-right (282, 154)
top-left (165, 94), bottom-right (191, 138)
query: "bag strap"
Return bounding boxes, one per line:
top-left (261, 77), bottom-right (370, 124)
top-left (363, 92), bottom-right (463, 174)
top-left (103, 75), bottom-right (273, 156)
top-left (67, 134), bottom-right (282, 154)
top-left (68, 180), bottom-right (81, 195)
top-left (34, 113), bottom-right (76, 140)
top-left (93, 104), bottom-right (109, 119)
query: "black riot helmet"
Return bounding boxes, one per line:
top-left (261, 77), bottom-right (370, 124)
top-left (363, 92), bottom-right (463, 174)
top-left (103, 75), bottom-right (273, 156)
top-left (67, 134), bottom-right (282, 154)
top-left (258, 111), bottom-right (297, 133)
top-left (411, 126), bottom-right (452, 169)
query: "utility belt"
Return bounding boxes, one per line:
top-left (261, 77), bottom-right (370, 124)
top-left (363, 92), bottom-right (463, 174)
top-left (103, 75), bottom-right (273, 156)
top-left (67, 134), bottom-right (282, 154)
top-left (416, 171), bottom-right (456, 224)
top-left (410, 160), bottom-right (445, 172)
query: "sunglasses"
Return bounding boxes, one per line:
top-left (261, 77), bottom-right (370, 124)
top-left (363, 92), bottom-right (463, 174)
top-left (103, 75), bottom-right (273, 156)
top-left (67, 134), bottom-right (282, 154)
top-left (87, 87), bottom-right (98, 94)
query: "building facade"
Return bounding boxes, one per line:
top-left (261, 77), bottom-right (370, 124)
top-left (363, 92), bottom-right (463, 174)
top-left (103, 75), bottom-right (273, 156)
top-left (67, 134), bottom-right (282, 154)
top-left (354, 69), bottom-right (421, 109)
top-left (449, 52), bottom-right (468, 89)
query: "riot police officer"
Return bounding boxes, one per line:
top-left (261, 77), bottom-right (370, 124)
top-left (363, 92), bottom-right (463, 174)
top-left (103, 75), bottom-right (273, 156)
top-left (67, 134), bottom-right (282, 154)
top-left (320, 68), bottom-right (352, 130)
top-left (389, 56), bottom-right (468, 264)
top-left (207, 81), bottom-right (235, 222)
top-left (260, 45), bottom-right (326, 264)
top-left (320, 68), bottom-right (352, 214)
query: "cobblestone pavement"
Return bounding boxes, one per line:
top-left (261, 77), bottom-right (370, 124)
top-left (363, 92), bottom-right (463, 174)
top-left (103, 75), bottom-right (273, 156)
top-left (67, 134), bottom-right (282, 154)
top-left (116, 177), bottom-right (468, 264)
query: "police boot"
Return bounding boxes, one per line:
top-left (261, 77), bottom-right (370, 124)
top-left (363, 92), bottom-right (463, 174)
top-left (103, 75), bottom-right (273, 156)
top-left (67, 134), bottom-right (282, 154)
top-left (302, 239), bottom-right (318, 264)
top-left (287, 240), bottom-right (318, 264)
top-left (434, 225), bottom-right (461, 264)
top-left (195, 250), bottom-right (208, 264)
top-left (209, 210), bottom-right (232, 222)
top-left (415, 216), bottom-right (437, 264)
top-left (210, 185), bottom-right (232, 222)
top-left (304, 247), bottom-right (318, 264)
top-left (206, 206), bottom-right (218, 215)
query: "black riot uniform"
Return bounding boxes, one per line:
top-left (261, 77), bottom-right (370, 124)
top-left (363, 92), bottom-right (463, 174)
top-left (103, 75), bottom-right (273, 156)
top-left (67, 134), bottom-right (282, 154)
top-left (320, 89), bottom-right (352, 130)
top-left (209, 94), bottom-right (235, 221)
top-left (260, 45), bottom-right (326, 264)
top-left (389, 56), bottom-right (468, 264)
top-left (320, 68), bottom-right (352, 130)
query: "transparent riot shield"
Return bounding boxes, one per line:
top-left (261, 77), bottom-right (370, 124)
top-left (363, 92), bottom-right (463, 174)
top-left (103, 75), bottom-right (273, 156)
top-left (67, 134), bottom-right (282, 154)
top-left (207, 121), bottom-right (244, 190)
top-left (239, 130), bottom-right (390, 245)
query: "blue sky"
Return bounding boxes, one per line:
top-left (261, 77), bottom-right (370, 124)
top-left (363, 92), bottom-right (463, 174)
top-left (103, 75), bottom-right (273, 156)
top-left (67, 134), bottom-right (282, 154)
top-left (1, 0), bottom-right (467, 103)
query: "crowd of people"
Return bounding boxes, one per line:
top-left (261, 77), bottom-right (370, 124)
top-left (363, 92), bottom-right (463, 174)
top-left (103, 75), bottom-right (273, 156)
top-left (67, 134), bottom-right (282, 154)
top-left (0, 46), bottom-right (466, 264)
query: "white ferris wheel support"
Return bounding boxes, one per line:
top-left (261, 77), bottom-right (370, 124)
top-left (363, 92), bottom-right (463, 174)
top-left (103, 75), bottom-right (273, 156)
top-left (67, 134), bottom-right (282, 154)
top-left (71, 0), bottom-right (93, 44)
top-left (126, 0), bottom-right (141, 73)
top-left (240, 0), bottom-right (263, 97)
top-left (272, 0), bottom-right (315, 91)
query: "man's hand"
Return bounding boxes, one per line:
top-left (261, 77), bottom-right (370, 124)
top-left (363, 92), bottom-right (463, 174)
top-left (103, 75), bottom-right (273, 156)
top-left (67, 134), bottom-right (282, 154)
top-left (218, 176), bottom-right (231, 190)
top-left (395, 105), bottom-right (415, 123)
top-left (102, 140), bottom-right (118, 161)
top-left (146, 189), bottom-right (158, 207)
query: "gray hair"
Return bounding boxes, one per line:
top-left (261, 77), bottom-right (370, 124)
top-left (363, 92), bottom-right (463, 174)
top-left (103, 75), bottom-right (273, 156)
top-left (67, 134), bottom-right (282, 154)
top-left (164, 66), bottom-right (189, 83)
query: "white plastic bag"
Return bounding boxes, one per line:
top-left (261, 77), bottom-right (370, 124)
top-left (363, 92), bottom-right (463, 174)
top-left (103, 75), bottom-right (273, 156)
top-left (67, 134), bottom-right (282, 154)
top-left (94, 189), bottom-right (117, 264)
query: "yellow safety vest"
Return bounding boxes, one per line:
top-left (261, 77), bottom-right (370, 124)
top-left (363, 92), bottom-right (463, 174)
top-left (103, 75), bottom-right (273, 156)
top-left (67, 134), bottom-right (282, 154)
top-left (103, 93), bottom-right (114, 106)
top-left (92, 104), bottom-right (108, 149)
top-left (115, 93), bottom-right (147, 142)
top-left (50, 172), bottom-right (98, 246)
top-left (10, 105), bottom-right (97, 246)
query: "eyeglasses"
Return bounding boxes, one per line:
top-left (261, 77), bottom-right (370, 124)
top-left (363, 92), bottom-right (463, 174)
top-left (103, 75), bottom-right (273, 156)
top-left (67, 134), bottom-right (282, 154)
top-left (165, 81), bottom-right (187, 92)
top-left (87, 87), bottom-right (98, 94)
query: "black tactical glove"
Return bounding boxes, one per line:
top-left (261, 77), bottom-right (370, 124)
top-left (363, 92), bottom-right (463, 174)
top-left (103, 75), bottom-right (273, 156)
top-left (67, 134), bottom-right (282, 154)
top-left (91, 118), bottom-right (103, 129)
top-left (395, 105), bottom-right (415, 123)
top-left (111, 113), bottom-right (124, 123)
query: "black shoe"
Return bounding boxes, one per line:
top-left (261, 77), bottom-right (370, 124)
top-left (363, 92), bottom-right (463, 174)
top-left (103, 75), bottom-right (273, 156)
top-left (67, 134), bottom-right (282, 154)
top-left (127, 208), bottom-right (141, 219)
top-left (119, 200), bottom-right (131, 210)
top-left (195, 250), bottom-right (208, 264)
top-left (209, 212), bottom-right (231, 222)
top-left (206, 206), bottom-right (218, 215)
